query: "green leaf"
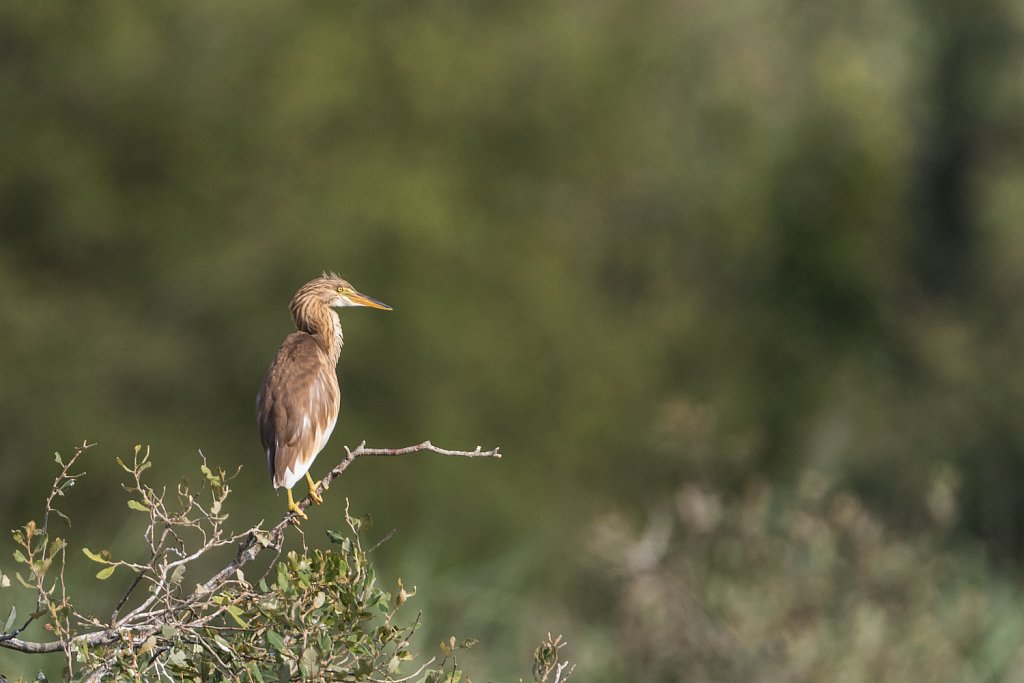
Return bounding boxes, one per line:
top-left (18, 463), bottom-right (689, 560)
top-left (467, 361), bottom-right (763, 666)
top-left (46, 537), bottom-right (65, 560)
top-left (299, 646), bottom-right (319, 678)
top-left (51, 509), bottom-right (71, 526)
top-left (127, 499), bottom-right (149, 513)
top-left (0, 571), bottom-right (10, 588)
top-left (266, 629), bottom-right (286, 652)
top-left (82, 548), bottom-right (111, 564)
top-left (347, 513), bottom-right (372, 534)
top-left (12, 550), bottom-right (26, 565)
top-left (54, 452), bottom-right (63, 467)
top-left (95, 565), bottom-right (117, 580)
top-left (167, 648), bottom-right (187, 668)
top-left (170, 565), bottom-right (186, 585)
top-left (358, 513), bottom-right (373, 530)
top-left (225, 604), bottom-right (248, 628)
top-left (115, 457), bottom-right (133, 473)
top-left (137, 635), bottom-right (157, 656)
top-left (4, 605), bottom-right (16, 632)
top-left (245, 662), bottom-right (265, 683)
top-left (213, 633), bottom-right (232, 652)
top-left (200, 464), bottom-right (220, 487)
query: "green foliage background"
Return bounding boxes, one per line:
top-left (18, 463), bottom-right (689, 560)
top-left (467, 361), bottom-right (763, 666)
top-left (2, 1), bottom-right (1024, 680)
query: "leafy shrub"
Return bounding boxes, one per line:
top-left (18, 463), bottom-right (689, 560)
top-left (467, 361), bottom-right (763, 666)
top-left (0, 442), bottom-right (568, 683)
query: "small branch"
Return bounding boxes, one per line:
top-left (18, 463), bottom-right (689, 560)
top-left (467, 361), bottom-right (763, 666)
top-left (0, 610), bottom-right (46, 643)
top-left (42, 441), bottom-right (92, 534)
top-left (349, 441), bottom-right (502, 459)
top-left (316, 440), bottom-right (501, 499)
top-left (554, 661), bottom-right (576, 683)
top-left (370, 655), bottom-right (437, 683)
top-left (109, 562), bottom-right (151, 624)
top-left (0, 628), bottom-right (119, 654)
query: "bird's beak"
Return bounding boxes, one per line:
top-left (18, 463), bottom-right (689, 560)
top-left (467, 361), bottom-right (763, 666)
top-left (347, 290), bottom-right (392, 310)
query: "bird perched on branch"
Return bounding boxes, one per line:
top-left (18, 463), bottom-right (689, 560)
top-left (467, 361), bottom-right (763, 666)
top-left (257, 273), bottom-right (391, 519)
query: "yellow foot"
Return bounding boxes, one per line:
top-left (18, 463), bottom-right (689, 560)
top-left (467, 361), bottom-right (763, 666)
top-left (287, 488), bottom-right (308, 521)
top-left (305, 472), bottom-right (323, 506)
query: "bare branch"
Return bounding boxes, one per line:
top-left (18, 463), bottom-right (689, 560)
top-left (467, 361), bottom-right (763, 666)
top-left (347, 440), bottom-right (502, 459)
top-left (317, 440), bottom-right (501, 497)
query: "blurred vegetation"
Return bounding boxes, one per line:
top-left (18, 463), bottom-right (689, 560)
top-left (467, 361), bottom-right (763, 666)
top-left (1, 0), bottom-right (1023, 680)
top-left (585, 461), bottom-right (1024, 681)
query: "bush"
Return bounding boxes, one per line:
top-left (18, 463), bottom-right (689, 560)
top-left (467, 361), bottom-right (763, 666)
top-left (0, 442), bottom-right (568, 683)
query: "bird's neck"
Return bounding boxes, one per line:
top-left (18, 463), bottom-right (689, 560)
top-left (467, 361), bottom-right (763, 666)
top-left (299, 305), bottom-right (344, 365)
top-left (324, 309), bottom-right (344, 364)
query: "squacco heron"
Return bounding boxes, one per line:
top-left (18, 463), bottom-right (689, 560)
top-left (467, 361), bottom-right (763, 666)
top-left (256, 273), bottom-right (391, 519)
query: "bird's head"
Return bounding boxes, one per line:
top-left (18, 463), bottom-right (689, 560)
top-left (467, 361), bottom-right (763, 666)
top-left (304, 272), bottom-right (392, 311)
top-left (287, 273), bottom-right (390, 352)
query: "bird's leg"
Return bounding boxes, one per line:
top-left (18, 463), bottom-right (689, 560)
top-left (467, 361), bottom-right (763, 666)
top-left (287, 488), bottom-right (308, 520)
top-left (305, 472), bottom-right (323, 505)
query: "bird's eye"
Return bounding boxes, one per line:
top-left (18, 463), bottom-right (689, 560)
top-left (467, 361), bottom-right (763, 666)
top-left (337, 286), bottom-right (352, 294)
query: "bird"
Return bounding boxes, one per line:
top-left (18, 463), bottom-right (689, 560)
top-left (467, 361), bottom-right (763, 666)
top-left (256, 273), bottom-right (391, 520)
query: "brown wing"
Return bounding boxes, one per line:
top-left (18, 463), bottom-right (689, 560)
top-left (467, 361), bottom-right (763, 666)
top-left (256, 332), bottom-right (341, 489)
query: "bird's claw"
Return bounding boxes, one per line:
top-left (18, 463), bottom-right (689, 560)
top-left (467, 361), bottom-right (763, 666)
top-left (305, 473), bottom-right (323, 506)
top-left (288, 501), bottom-right (308, 521)
top-left (287, 489), bottom-right (308, 521)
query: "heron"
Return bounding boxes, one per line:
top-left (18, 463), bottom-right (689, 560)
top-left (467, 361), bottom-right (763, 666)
top-left (256, 273), bottom-right (391, 520)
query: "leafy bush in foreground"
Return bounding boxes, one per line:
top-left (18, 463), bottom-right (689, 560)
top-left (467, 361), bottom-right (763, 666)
top-left (0, 442), bottom-right (569, 683)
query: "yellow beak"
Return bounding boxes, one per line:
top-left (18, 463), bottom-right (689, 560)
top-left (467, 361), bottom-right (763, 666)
top-left (348, 290), bottom-right (392, 310)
